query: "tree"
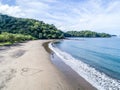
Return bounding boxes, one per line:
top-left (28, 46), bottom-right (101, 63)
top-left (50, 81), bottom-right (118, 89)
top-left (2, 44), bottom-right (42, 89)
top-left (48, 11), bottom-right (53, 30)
top-left (39, 33), bottom-right (43, 39)
top-left (0, 14), bottom-right (65, 39)
top-left (65, 30), bottom-right (111, 37)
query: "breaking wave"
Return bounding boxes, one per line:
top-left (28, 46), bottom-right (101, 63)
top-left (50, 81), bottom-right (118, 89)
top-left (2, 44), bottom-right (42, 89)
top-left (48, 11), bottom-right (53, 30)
top-left (49, 42), bottom-right (120, 90)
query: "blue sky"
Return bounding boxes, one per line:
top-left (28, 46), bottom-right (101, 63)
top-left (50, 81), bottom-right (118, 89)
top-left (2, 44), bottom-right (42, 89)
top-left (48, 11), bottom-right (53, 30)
top-left (0, 0), bottom-right (120, 35)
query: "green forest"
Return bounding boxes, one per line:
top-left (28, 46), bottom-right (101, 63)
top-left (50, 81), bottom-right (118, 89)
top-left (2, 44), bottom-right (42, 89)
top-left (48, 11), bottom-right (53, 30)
top-left (0, 14), bottom-right (112, 45)
top-left (0, 32), bottom-right (35, 46)
top-left (0, 14), bottom-right (64, 39)
top-left (65, 31), bottom-right (111, 37)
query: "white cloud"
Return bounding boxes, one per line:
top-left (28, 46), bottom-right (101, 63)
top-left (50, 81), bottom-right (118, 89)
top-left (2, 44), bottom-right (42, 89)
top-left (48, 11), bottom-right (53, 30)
top-left (0, 2), bottom-right (25, 17)
top-left (0, 0), bottom-right (120, 35)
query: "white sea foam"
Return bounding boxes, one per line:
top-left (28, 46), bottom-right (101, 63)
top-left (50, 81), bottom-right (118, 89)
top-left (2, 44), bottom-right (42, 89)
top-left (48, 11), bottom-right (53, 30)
top-left (49, 42), bottom-right (120, 90)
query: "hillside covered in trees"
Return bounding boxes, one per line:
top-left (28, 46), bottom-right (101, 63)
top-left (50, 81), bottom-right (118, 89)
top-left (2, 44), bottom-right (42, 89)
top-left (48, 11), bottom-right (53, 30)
top-left (0, 14), bottom-right (64, 39)
top-left (0, 14), bottom-right (112, 42)
top-left (65, 31), bottom-right (111, 37)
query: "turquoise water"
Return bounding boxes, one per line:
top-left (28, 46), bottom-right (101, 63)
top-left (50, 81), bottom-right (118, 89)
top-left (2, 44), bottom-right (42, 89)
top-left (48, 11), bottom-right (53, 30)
top-left (49, 38), bottom-right (120, 90)
top-left (54, 38), bottom-right (120, 80)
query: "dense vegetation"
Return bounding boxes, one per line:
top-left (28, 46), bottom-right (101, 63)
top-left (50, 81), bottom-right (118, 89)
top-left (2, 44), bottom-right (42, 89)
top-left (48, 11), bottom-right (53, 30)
top-left (65, 31), bottom-right (111, 37)
top-left (0, 32), bottom-right (35, 46)
top-left (0, 14), bottom-right (64, 39)
top-left (0, 14), bottom-right (112, 46)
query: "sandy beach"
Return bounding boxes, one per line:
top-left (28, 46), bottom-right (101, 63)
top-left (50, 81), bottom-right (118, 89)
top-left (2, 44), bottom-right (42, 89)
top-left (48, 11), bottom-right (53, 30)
top-left (0, 40), bottom-right (96, 90)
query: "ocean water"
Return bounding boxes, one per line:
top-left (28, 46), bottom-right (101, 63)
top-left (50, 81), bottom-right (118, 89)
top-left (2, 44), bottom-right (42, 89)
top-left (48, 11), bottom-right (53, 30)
top-left (49, 38), bottom-right (120, 90)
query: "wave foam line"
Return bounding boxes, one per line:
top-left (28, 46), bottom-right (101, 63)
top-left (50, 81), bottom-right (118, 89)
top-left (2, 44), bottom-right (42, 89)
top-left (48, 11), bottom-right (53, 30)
top-left (49, 42), bottom-right (120, 90)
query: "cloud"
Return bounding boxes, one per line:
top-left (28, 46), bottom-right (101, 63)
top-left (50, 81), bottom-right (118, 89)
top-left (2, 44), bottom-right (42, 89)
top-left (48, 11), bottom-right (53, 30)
top-left (0, 0), bottom-right (120, 35)
top-left (0, 2), bottom-right (25, 17)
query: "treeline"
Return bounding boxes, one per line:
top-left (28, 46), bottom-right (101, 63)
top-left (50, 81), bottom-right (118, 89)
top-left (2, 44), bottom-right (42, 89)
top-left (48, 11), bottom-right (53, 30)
top-left (65, 30), bottom-right (111, 37)
top-left (0, 14), bottom-right (112, 42)
top-left (0, 14), bottom-right (64, 39)
top-left (0, 32), bottom-right (35, 45)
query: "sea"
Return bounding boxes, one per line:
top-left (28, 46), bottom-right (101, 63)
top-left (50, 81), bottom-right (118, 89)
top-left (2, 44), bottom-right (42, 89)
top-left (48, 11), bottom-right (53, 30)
top-left (49, 37), bottom-right (120, 90)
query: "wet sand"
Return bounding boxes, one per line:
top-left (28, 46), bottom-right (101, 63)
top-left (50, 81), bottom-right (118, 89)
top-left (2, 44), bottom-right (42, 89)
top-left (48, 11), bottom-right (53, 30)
top-left (43, 41), bottom-right (97, 90)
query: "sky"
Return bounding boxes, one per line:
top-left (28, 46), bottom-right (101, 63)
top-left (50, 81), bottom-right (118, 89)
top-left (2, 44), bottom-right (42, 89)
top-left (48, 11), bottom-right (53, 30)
top-left (0, 0), bottom-right (120, 35)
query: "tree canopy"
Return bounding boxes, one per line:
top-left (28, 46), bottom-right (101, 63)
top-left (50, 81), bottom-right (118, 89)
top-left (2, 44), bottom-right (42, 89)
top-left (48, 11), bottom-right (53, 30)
top-left (0, 14), bottom-right (64, 39)
top-left (65, 30), bottom-right (111, 37)
top-left (0, 14), bottom-right (112, 40)
top-left (0, 32), bottom-right (35, 46)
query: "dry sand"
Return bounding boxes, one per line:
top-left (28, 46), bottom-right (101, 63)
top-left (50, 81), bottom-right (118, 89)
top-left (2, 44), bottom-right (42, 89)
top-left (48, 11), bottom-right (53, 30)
top-left (0, 40), bottom-right (96, 90)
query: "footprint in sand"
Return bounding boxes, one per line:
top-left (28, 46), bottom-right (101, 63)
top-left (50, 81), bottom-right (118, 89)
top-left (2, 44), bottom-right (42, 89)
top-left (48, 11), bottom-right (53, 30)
top-left (0, 69), bottom-right (16, 89)
top-left (11, 49), bottom-right (26, 58)
top-left (21, 68), bottom-right (43, 76)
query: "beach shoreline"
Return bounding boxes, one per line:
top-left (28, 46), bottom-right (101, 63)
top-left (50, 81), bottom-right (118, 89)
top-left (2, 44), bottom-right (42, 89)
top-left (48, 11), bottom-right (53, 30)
top-left (43, 40), bottom-right (97, 90)
top-left (0, 40), bottom-right (96, 90)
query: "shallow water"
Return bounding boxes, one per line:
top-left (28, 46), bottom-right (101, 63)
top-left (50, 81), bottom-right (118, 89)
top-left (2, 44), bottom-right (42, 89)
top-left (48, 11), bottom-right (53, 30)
top-left (49, 38), bottom-right (120, 90)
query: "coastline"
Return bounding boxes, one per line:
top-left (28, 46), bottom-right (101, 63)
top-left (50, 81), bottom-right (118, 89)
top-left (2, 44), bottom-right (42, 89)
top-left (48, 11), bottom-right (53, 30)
top-left (0, 40), bottom-right (96, 90)
top-left (44, 40), bottom-right (97, 90)
top-left (49, 38), bottom-right (120, 90)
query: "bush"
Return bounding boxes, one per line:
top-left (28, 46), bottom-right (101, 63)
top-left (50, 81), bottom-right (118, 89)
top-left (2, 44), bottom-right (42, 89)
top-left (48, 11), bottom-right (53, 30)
top-left (0, 32), bottom-right (36, 43)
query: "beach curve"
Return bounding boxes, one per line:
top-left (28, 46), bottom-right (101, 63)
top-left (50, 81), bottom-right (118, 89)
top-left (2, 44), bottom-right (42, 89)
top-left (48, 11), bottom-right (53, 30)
top-left (0, 40), bottom-right (96, 90)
